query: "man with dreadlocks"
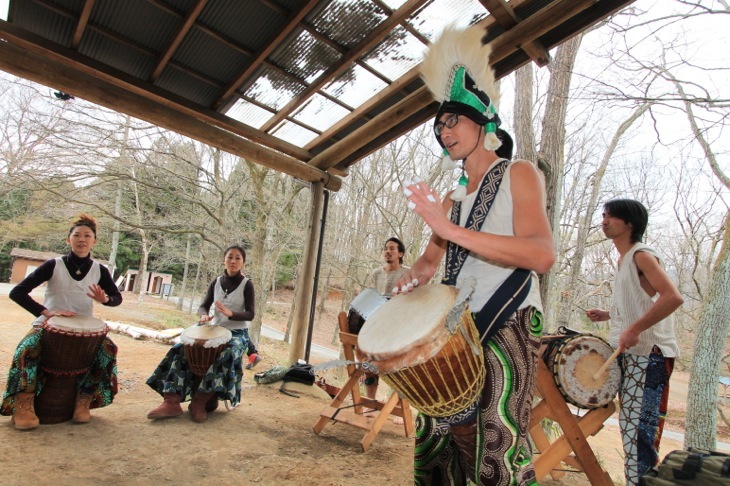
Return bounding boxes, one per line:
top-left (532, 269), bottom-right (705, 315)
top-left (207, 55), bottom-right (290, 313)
top-left (395, 25), bottom-right (555, 485)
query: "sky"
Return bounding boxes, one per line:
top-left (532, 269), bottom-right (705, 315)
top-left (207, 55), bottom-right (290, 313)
top-left (0, 0), bottom-right (7, 21)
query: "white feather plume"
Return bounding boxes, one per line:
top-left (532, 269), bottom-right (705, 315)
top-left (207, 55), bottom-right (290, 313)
top-left (441, 153), bottom-right (459, 171)
top-left (420, 25), bottom-right (499, 107)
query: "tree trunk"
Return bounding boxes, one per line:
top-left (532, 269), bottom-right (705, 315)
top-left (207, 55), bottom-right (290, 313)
top-left (136, 229), bottom-right (149, 303)
top-left (554, 104), bottom-right (651, 328)
top-left (177, 233), bottom-right (192, 311)
top-left (685, 211), bottom-right (730, 449)
top-left (513, 63), bottom-right (538, 164)
top-left (536, 33), bottom-right (583, 323)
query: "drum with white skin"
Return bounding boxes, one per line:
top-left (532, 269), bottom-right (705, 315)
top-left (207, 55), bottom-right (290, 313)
top-left (542, 330), bottom-right (620, 409)
top-left (357, 284), bottom-right (485, 418)
top-left (40, 315), bottom-right (109, 376)
top-left (180, 324), bottom-right (232, 377)
top-left (36, 315), bottom-right (109, 424)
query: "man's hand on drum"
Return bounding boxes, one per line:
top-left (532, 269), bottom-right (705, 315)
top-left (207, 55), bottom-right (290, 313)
top-left (214, 301), bottom-right (233, 318)
top-left (403, 180), bottom-right (453, 240)
top-left (198, 315), bottom-right (213, 324)
top-left (87, 284), bottom-right (110, 304)
top-left (585, 309), bottom-right (609, 322)
top-left (392, 266), bottom-right (435, 295)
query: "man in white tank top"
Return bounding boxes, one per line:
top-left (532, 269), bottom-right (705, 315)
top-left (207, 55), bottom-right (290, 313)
top-left (395, 25), bottom-right (555, 486)
top-left (586, 198), bottom-right (683, 485)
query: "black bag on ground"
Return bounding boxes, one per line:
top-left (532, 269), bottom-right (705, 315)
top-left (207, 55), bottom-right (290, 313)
top-left (640, 448), bottom-right (730, 485)
top-left (281, 362), bottom-right (315, 385)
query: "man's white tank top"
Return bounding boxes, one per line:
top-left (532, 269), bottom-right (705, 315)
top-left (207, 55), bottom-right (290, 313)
top-left (451, 159), bottom-right (543, 313)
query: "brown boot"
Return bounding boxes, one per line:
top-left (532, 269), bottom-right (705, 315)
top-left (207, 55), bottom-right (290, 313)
top-left (188, 392), bottom-right (216, 423)
top-left (72, 394), bottom-right (94, 424)
top-left (12, 392), bottom-right (39, 430)
top-left (205, 394), bottom-right (219, 413)
top-left (147, 393), bottom-right (183, 420)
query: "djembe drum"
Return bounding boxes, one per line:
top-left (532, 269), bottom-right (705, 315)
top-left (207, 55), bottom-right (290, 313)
top-left (180, 324), bottom-right (232, 377)
top-left (347, 288), bottom-right (388, 335)
top-left (357, 284), bottom-right (485, 417)
top-left (35, 315), bottom-right (109, 424)
top-left (542, 329), bottom-right (620, 409)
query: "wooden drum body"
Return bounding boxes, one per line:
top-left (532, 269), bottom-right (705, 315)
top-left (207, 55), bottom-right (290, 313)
top-left (542, 333), bottom-right (620, 409)
top-left (181, 325), bottom-right (232, 377)
top-left (36, 315), bottom-right (109, 424)
top-left (357, 284), bottom-right (485, 418)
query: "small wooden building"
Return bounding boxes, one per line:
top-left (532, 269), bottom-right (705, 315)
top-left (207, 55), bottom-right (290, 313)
top-left (8, 248), bottom-right (62, 284)
top-left (121, 269), bottom-right (173, 295)
top-left (8, 248), bottom-right (111, 284)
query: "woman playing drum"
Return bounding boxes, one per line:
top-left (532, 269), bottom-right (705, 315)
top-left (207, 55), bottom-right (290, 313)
top-left (1, 214), bottom-right (122, 430)
top-left (395, 26), bottom-right (555, 485)
top-left (146, 244), bottom-right (254, 423)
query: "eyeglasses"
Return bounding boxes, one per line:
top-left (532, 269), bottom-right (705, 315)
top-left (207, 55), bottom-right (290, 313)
top-left (434, 114), bottom-right (460, 137)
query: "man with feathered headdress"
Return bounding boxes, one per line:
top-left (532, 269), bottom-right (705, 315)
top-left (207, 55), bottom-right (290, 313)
top-left (395, 25), bottom-right (555, 484)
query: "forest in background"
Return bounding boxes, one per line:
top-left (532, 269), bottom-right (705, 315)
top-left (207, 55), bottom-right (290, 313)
top-left (0, 0), bottom-right (728, 448)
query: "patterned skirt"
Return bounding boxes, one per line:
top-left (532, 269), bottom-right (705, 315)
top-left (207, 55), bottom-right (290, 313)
top-left (146, 328), bottom-right (249, 406)
top-left (1, 327), bottom-right (118, 415)
top-left (414, 307), bottom-right (543, 486)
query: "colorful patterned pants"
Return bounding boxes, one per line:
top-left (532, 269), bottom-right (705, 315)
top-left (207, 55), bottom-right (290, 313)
top-left (1, 327), bottom-right (118, 415)
top-left (146, 328), bottom-right (249, 406)
top-left (414, 308), bottom-right (543, 485)
top-left (618, 348), bottom-right (674, 485)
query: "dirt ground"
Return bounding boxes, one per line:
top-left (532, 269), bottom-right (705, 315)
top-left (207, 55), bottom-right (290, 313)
top-left (0, 288), bottom-right (725, 485)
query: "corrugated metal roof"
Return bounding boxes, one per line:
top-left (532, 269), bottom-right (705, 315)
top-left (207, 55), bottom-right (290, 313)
top-left (1, 0), bottom-right (637, 183)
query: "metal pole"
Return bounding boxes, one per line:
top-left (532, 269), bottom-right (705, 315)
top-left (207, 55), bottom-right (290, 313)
top-left (304, 189), bottom-right (329, 363)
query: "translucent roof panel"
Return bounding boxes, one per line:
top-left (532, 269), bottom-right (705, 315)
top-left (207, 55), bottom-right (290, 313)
top-left (322, 64), bottom-right (389, 109)
top-left (309, 0), bottom-right (388, 49)
top-left (292, 93), bottom-right (351, 133)
top-left (361, 25), bottom-right (425, 81)
top-left (381, 0), bottom-right (409, 9)
top-left (271, 120), bottom-right (319, 147)
top-left (243, 65), bottom-right (306, 111)
top-left (270, 28), bottom-right (342, 84)
top-left (409, 0), bottom-right (489, 39)
top-left (226, 99), bottom-right (275, 130)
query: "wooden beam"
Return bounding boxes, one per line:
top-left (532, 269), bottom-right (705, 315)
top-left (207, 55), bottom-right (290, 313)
top-left (309, 0), bottom-right (614, 172)
top-left (150, 0), bottom-right (208, 82)
top-left (308, 86), bottom-right (433, 170)
top-left (488, 0), bottom-right (596, 65)
top-left (478, 0), bottom-right (551, 66)
top-left (0, 38), bottom-right (342, 191)
top-left (0, 21), bottom-right (313, 161)
top-left (259, 0), bottom-right (428, 132)
top-left (331, 103), bottom-right (437, 173)
top-left (288, 182), bottom-right (324, 364)
top-left (71, 0), bottom-right (96, 49)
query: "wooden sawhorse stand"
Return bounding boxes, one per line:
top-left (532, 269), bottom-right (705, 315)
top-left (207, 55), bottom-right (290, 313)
top-left (312, 312), bottom-right (414, 451)
top-left (530, 358), bottom-right (616, 485)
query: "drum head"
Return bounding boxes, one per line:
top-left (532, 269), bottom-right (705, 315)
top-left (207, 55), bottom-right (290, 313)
top-left (180, 325), bottom-right (232, 348)
top-left (46, 315), bottom-right (106, 332)
top-left (551, 335), bottom-right (620, 408)
top-left (358, 284), bottom-right (457, 361)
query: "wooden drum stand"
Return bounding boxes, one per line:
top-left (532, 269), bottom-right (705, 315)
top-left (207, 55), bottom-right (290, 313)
top-left (530, 337), bottom-right (616, 485)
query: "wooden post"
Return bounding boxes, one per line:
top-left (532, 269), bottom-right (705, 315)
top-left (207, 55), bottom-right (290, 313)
top-left (288, 181), bottom-right (324, 364)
